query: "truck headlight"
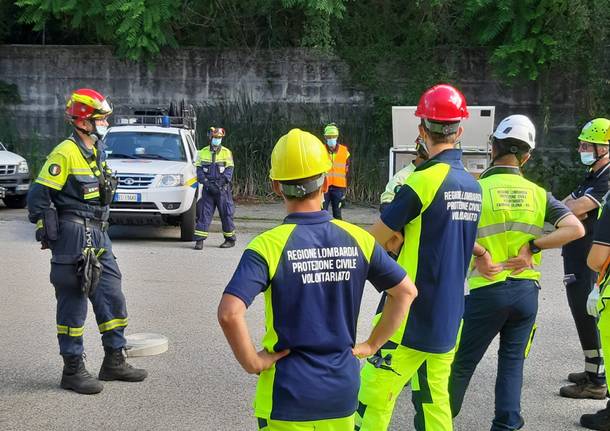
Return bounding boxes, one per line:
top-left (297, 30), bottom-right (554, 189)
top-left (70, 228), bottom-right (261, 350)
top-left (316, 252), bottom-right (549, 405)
top-left (159, 174), bottom-right (183, 187)
top-left (17, 161), bottom-right (29, 174)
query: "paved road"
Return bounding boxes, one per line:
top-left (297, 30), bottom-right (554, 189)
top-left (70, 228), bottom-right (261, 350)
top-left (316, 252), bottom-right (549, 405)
top-left (0, 204), bottom-right (603, 430)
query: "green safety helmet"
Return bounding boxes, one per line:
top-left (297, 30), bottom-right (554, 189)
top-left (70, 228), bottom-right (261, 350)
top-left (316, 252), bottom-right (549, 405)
top-left (578, 118), bottom-right (610, 145)
top-left (324, 123), bottom-right (339, 137)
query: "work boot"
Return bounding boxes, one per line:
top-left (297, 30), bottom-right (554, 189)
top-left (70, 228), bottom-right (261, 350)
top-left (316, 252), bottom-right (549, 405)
top-left (568, 371), bottom-right (588, 384)
top-left (560, 381), bottom-right (607, 399)
top-left (219, 239), bottom-right (235, 249)
top-left (581, 401), bottom-right (610, 430)
top-left (61, 354), bottom-right (104, 395)
top-left (98, 348), bottom-right (148, 382)
top-left (194, 240), bottom-right (204, 250)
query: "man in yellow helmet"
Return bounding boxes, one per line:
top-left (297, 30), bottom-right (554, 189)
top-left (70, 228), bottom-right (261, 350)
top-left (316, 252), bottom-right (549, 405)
top-left (560, 118), bottom-right (610, 399)
top-left (217, 128), bottom-right (417, 430)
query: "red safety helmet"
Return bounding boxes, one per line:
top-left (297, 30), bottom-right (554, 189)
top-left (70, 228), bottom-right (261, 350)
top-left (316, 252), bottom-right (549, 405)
top-left (415, 84), bottom-right (469, 122)
top-left (65, 88), bottom-right (112, 121)
top-left (208, 127), bottom-right (226, 138)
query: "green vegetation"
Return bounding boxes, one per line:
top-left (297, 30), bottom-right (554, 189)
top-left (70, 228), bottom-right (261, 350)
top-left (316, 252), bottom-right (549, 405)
top-left (197, 99), bottom-right (384, 202)
top-left (1, 0), bottom-right (608, 200)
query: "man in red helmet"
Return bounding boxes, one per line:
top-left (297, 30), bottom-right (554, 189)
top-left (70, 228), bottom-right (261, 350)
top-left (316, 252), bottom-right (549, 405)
top-left (27, 89), bottom-right (147, 395)
top-left (356, 84), bottom-right (482, 430)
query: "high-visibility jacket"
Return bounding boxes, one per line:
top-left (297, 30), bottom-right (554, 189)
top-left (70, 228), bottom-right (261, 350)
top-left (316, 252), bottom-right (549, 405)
top-left (196, 146), bottom-right (234, 183)
top-left (327, 144), bottom-right (350, 188)
top-left (469, 166), bottom-right (549, 290)
top-left (28, 134), bottom-right (113, 223)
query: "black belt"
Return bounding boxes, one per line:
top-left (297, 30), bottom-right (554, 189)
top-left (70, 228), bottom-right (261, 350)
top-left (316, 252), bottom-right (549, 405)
top-left (59, 214), bottom-right (109, 231)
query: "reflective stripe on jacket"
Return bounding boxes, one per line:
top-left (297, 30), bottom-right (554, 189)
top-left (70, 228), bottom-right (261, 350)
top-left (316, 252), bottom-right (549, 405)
top-left (327, 144), bottom-right (350, 188)
top-left (468, 167), bottom-right (547, 290)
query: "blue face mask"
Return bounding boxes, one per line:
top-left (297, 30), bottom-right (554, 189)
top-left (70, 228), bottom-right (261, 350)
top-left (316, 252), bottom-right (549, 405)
top-left (580, 152), bottom-right (596, 166)
top-left (326, 138), bottom-right (337, 148)
top-left (211, 137), bottom-right (222, 147)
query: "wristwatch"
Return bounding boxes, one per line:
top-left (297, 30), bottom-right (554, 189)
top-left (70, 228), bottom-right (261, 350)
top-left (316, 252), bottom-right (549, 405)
top-left (528, 239), bottom-right (542, 254)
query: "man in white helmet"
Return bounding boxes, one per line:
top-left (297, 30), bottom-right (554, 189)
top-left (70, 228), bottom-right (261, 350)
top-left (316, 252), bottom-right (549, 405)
top-left (449, 115), bottom-right (584, 430)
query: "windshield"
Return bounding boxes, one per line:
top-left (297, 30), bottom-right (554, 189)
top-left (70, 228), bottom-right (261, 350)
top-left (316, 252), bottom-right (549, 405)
top-left (103, 132), bottom-right (186, 161)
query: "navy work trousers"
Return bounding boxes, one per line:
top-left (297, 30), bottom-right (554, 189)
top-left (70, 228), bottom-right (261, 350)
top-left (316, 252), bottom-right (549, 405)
top-left (563, 236), bottom-right (605, 384)
top-left (194, 185), bottom-right (235, 241)
top-left (449, 279), bottom-right (538, 431)
top-left (323, 186), bottom-right (345, 220)
top-left (49, 220), bottom-right (127, 356)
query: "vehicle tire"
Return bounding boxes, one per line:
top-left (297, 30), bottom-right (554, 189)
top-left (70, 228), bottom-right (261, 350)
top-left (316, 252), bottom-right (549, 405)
top-left (180, 196), bottom-right (196, 241)
top-left (3, 195), bottom-right (27, 209)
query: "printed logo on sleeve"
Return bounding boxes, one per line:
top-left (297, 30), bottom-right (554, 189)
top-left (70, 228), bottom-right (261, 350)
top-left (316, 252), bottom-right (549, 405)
top-left (48, 164), bottom-right (62, 176)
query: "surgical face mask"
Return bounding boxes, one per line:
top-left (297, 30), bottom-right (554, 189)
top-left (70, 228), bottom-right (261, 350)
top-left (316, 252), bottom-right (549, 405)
top-left (95, 125), bottom-right (108, 139)
top-left (326, 138), bottom-right (337, 148)
top-left (211, 137), bottom-right (222, 147)
top-left (580, 152), bottom-right (596, 166)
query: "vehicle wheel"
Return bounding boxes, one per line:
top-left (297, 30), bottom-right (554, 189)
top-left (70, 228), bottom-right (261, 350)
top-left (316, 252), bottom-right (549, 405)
top-left (3, 195), bottom-right (27, 209)
top-left (180, 196), bottom-right (196, 241)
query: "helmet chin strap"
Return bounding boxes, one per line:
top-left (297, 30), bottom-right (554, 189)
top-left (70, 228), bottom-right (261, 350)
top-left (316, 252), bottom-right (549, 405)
top-left (592, 145), bottom-right (609, 165)
top-left (74, 119), bottom-right (101, 142)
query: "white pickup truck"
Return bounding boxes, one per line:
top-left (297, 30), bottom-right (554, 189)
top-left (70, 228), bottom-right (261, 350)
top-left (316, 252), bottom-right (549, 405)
top-left (103, 106), bottom-right (199, 240)
top-left (0, 141), bottom-right (30, 208)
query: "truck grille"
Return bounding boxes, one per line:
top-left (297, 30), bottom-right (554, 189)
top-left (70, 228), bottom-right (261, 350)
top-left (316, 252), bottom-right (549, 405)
top-left (116, 174), bottom-right (155, 189)
top-left (0, 165), bottom-right (16, 175)
top-left (111, 202), bottom-right (158, 210)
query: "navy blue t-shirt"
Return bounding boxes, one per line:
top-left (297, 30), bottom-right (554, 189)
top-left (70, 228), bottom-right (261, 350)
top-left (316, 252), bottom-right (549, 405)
top-left (224, 211), bottom-right (406, 421)
top-left (380, 149), bottom-right (482, 353)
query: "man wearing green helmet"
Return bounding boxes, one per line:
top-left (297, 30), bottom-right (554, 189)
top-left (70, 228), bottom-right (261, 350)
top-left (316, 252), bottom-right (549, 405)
top-left (581, 125), bottom-right (610, 430)
top-left (560, 118), bottom-right (610, 400)
top-left (322, 123), bottom-right (350, 220)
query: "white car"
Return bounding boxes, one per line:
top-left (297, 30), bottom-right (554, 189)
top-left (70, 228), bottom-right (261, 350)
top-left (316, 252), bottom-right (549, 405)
top-left (0, 141), bottom-right (30, 208)
top-left (104, 124), bottom-right (199, 240)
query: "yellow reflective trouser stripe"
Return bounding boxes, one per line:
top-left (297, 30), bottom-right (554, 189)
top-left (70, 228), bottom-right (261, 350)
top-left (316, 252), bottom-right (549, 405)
top-left (224, 231), bottom-right (235, 236)
top-left (524, 323), bottom-right (537, 358)
top-left (36, 219), bottom-right (43, 229)
top-left (195, 230), bottom-right (208, 236)
top-left (98, 318), bottom-right (128, 333)
top-left (84, 191), bottom-right (100, 199)
top-left (57, 325), bottom-right (84, 337)
top-left (477, 222), bottom-right (543, 239)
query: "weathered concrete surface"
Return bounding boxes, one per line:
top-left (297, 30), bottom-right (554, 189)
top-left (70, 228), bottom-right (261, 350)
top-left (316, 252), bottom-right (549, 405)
top-left (0, 203), bottom-right (603, 430)
top-left (0, 45), bottom-right (599, 152)
top-left (0, 45), bottom-right (365, 140)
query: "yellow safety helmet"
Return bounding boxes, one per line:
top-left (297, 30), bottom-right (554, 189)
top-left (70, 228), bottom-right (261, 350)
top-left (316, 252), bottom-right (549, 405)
top-left (324, 123), bottom-right (339, 137)
top-left (578, 118), bottom-right (610, 145)
top-left (270, 128), bottom-right (332, 181)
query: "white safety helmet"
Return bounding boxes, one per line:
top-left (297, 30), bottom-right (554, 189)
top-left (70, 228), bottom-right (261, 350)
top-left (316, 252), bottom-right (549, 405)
top-left (493, 114), bottom-right (536, 149)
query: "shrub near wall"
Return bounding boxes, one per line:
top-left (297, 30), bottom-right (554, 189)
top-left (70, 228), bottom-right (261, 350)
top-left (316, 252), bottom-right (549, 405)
top-left (196, 98), bottom-right (385, 204)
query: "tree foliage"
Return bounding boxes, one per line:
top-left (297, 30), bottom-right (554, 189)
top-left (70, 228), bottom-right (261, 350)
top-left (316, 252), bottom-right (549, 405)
top-left (15, 0), bottom-right (177, 60)
top-left (460, 0), bottom-right (607, 80)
